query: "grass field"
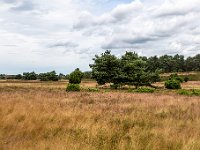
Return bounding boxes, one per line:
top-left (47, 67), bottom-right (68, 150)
top-left (0, 81), bottom-right (200, 150)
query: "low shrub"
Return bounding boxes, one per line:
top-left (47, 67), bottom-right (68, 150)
top-left (165, 79), bottom-right (181, 89)
top-left (66, 84), bottom-right (80, 91)
top-left (192, 89), bottom-right (200, 96)
top-left (133, 87), bottom-right (155, 93)
top-left (87, 88), bottom-right (99, 92)
top-left (177, 89), bottom-right (191, 96)
top-left (177, 89), bottom-right (200, 96)
top-left (184, 76), bottom-right (189, 82)
top-left (169, 74), bottom-right (184, 83)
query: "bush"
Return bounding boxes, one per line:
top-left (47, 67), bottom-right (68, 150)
top-left (134, 87), bottom-right (155, 93)
top-left (169, 74), bottom-right (184, 83)
top-left (165, 79), bottom-right (181, 89)
top-left (87, 88), bottom-right (99, 92)
top-left (66, 84), bottom-right (80, 91)
top-left (192, 89), bottom-right (200, 96)
top-left (184, 76), bottom-right (189, 82)
top-left (69, 68), bottom-right (84, 84)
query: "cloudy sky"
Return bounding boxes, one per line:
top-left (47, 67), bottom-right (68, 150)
top-left (0, 0), bottom-right (200, 74)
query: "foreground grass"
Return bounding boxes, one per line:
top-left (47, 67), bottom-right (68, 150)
top-left (0, 82), bottom-right (200, 150)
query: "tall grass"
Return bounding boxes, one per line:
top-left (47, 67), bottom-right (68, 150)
top-left (0, 82), bottom-right (200, 149)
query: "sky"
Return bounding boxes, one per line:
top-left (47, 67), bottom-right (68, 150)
top-left (0, 0), bottom-right (200, 74)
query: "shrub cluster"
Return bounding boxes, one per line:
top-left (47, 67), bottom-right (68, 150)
top-left (165, 79), bottom-right (181, 89)
top-left (165, 74), bottom-right (182, 89)
top-left (66, 84), bottom-right (80, 91)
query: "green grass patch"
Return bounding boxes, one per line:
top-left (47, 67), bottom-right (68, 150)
top-left (130, 87), bottom-right (155, 93)
top-left (177, 89), bottom-right (200, 96)
top-left (86, 87), bottom-right (99, 92)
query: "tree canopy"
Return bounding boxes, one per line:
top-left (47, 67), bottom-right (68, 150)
top-left (90, 51), bottom-right (160, 88)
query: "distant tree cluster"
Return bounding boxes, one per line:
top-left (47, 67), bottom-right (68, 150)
top-left (0, 70), bottom-right (92, 81)
top-left (38, 71), bottom-right (59, 81)
top-left (23, 72), bottom-right (37, 80)
top-left (0, 71), bottom-right (61, 81)
top-left (146, 54), bottom-right (200, 72)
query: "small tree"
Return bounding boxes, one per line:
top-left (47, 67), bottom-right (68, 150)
top-left (69, 68), bottom-right (84, 84)
top-left (89, 50), bottom-right (120, 85)
top-left (67, 68), bottom-right (83, 92)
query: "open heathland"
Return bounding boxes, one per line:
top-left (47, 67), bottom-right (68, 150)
top-left (0, 81), bottom-right (200, 150)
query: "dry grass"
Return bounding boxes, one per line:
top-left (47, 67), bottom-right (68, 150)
top-left (0, 81), bottom-right (200, 150)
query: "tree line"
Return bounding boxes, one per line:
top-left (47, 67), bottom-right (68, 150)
top-left (0, 70), bottom-right (92, 81)
top-left (0, 51), bottom-right (199, 83)
top-left (146, 54), bottom-right (200, 72)
top-left (89, 51), bottom-right (200, 88)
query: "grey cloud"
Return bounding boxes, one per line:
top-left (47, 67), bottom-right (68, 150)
top-left (123, 36), bottom-right (157, 45)
top-left (48, 41), bottom-right (79, 48)
top-left (0, 0), bottom-right (17, 3)
top-left (11, 1), bottom-right (35, 11)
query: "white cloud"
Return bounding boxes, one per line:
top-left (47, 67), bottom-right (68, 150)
top-left (0, 0), bottom-right (200, 73)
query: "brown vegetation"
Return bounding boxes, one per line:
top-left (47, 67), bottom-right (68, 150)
top-left (0, 81), bottom-right (200, 150)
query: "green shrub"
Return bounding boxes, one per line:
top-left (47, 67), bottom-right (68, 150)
top-left (165, 79), bottom-right (181, 89)
top-left (87, 88), bottom-right (99, 92)
top-left (184, 76), bottom-right (189, 82)
top-left (69, 68), bottom-right (84, 84)
top-left (66, 84), bottom-right (80, 91)
top-left (169, 74), bottom-right (184, 83)
top-left (133, 87), bottom-right (155, 93)
top-left (192, 89), bottom-right (200, 96)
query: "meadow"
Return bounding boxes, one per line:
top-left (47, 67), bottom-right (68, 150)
top-left (0, 80), bottom-right (200, 150)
